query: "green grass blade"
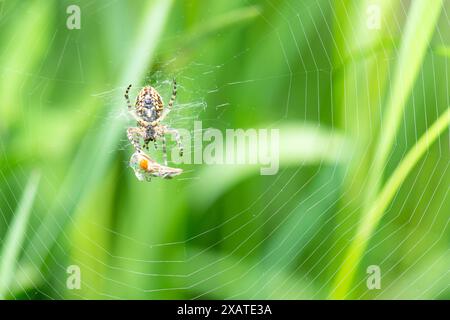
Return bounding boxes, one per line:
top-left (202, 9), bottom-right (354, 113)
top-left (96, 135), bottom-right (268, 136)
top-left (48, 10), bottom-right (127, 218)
top-left (0, 171), bottom-right (40, 299)
top-left (183, 5), bottom-right (261, 46)
top-left (21, 0), bottom-right (173, 271)
top-left (364, 0), bottom-right (443, 206)
top-left (330, 0), bottom-right (401, 277)
top-left (331, 0), bottom-right (443, 299)
top-left (0, 1), bottom-right (51, 133)
top-left (331, 107), bottom-right (450, 299)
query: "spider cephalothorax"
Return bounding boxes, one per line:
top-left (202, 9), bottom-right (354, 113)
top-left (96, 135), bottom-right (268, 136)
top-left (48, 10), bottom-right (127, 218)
top-left (125, 80), bottom-right (183, 166)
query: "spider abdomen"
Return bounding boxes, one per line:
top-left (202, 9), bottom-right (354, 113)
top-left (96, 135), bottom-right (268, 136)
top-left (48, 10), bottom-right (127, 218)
top-left (135, 86), bottom-right (164, 122)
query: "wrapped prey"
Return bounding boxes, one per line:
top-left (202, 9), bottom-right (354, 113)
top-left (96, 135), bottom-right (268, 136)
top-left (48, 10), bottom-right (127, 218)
top-left (129, 151), bottom-right (183, 181)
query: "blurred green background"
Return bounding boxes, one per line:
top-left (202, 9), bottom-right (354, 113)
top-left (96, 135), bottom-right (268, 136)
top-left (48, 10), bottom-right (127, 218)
top-left (0, 0), bottom-right (449, 299)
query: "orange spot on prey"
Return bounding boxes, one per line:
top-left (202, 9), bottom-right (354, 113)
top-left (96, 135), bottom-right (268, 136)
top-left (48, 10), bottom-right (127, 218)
top-left (139, 158), bottom-right (148, 170)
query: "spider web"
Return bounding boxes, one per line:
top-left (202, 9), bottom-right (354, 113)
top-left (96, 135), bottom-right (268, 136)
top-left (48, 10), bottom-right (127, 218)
top-left (0, 0), bottom-right (449, 300)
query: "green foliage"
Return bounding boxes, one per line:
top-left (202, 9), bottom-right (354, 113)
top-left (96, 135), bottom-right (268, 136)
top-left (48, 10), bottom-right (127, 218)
top-left (0, 0), bottom-right (448, 299)
top-left (0, 171), bottom-right (40, 298)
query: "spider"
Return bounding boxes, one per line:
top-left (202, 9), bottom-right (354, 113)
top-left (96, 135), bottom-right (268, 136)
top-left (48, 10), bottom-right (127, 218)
top-left (129, 151), bottom-right (182, 181)
top-left (125, 80), bottom-right (183, 166)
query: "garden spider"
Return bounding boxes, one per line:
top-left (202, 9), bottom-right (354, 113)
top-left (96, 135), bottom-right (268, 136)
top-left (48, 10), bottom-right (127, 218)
top-left (125, 80), bottom-right (183, 166)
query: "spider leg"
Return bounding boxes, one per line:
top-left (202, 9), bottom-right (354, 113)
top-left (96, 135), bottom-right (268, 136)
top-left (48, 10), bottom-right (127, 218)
top-left (162, 135), bottom-right (168, 166)
top-left (127, 127), bottom-right (146, 153)
top-left (165, 127), bottom-right (183, 157)
top-left (151, 79), bottom-right (177, 126)
top-left (125, 84), bottom-right (133, 111)
top-left (167, 78), bottom-right (177, 111)
top-left (125, 87), bottom-right (151, 126)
